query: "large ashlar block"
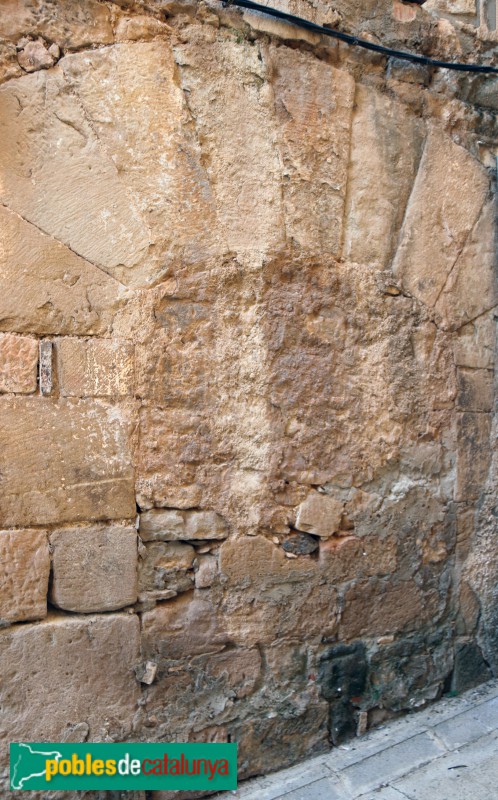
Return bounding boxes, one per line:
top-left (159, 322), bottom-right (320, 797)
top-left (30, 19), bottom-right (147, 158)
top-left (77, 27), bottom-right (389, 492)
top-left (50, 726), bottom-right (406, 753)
top-left (0, 398), bottom-right (136, 526)
top-left (455, 412), bottom-right (492, 501)
top-left (267, 44), bottom-right (355, 258)
top-left (50, 526), bottom-right (138, 612)
top-left (436, 200), bottom-right (497, 330)
top-left (61, 42), bottom-right (219, 273)
top-left (0, 69), bottom-right (150, 285)
top-left (0, 530), bottom-right (49, 624)
top-left (57, 338), bottom-right (135, 398)
top-left (343, 85), bottom-right (425, 267)
top-left (0, 206), bottom-right (127, 337)
top-left (0, 614), bottom-right (140, 754)
top-left (173, 31), bottom-right (284, 257)
top-left (139, 509), bottom-right (228, 542)
top-left (392, 129), bottom-right (489, 307)
top-left (0, 333), bottom-right (38, 393)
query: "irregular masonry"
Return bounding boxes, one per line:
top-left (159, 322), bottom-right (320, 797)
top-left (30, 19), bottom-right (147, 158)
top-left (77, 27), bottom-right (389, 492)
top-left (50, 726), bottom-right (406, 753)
top-left (0, 0), bottom-right (496, 796)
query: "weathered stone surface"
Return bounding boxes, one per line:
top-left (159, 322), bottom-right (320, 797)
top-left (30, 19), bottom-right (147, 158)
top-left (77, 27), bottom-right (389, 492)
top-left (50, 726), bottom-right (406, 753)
top-left (0, 0), bottom-right (114, 49)
top-left (62, 43), bottom-right (218, 277)
top-left (0, 70), bottom-right (151, 286)
top-left (57, 338), bottom-right (135, 398)
top-left (340, 577), bottom-right (441, 640)
top-left (0, 398), bottom-right (136, 526)
top-left (343, 85), bottom-right (425, 267)
top-left (435, 200), bottom-right (497, 330)
top-left (267, 44), bottom-right (355, 258)
top-left (453, 313), bottom-right (496, 370)
top-left (0, 206), bottom-right (127, 336)
top-left (139, 509), bottom-right (228, 541)
top-left (195, 554), bottom-right (219, 589)
top-left (456, 368), bottom-right (494, 412)
top-left (0, 614), bottom-right (140, 770)
top-left (319, 535), bottom-right (397, 582)
top-left (455, 412), bottom-right (492, 501)
top-left (142, 592), bottom-right (229, 659)
top-left (138, 541), bottom-right (195, 598)
top-left (295, 493), bottom-right (344, 538)
top-left (392, 130), bottom-right (489, 307)
top-left (0, 0), bottom-right (496, 786)
top-left (0, 530), bottom-right (49, 624)
top-left (17, 38), bottom-right (56, 71)
top-left (174, 29), bottom-right (284, 259)
top-left (50, 526), bottom-right (138, 612)
top-left (0, 333), bottom-right (38, 393)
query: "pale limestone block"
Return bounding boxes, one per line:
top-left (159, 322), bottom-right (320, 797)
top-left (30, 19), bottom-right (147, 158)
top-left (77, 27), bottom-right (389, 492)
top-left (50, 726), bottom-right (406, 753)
top-left (50, 526), bottom-right (138, 612)
top-left (0, 398), bottom-right (136, 526)
top-left (0, 69), bottom-right (150, 286)
top-left (268, 44), bottom-right (355, 258)
top-left (0, 530), bottom-right (49, 624)
top-left (436, 200), bottom-right (497, 330)
top-left (57, 338), bottom-right (135, 398)
top-left (0, 333), bottom-right (38, 393)
top-left (0, 614), bottom-right (140, 759)
top-left (343, 85), bottom-right (425, 267)
top-left (0, 206), bottom-right (126, 336)
top-left (139, 509), bottom-right (228, 542)
top-left (392, 129), bottom-right (489, 307)
top-left (295, 493), bottom-right (344, 537)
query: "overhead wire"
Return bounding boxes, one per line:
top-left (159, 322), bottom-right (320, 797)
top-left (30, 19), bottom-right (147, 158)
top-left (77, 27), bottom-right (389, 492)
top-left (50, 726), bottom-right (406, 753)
top-left (224, 0), bottom-right (498, 74)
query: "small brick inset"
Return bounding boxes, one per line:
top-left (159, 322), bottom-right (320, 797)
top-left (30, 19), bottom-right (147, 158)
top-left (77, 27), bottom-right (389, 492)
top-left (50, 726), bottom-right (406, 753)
top-left (0, 529), bottom-right (50, 624)
top-left (57, 337), bottom-right (134, 397)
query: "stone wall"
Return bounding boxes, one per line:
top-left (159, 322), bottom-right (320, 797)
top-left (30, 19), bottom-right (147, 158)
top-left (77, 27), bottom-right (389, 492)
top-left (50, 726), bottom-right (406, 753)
top-left (0, 0), bottom-right (496, 796)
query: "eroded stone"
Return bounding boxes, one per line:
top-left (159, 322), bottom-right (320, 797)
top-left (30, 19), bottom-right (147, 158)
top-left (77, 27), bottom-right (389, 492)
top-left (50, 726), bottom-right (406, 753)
top-left (50, 526), bottom-right (138, 612)
top-left (0, 530), bottom-right (49, 624)
top-left (0, 333), bottom-right (38, 393)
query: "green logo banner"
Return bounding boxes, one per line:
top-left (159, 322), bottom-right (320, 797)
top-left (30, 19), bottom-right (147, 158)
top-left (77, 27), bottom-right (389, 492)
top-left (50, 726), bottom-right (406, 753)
top-left (10, 742), bottom-right (237, 791)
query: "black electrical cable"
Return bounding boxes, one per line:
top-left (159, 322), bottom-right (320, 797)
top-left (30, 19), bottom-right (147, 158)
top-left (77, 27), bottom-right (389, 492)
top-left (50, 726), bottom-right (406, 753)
top-left (225, 0), bottom-right (498, 74)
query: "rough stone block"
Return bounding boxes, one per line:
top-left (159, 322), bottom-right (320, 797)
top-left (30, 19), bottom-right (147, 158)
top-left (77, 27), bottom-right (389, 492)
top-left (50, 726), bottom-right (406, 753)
top-left (343, 85), bottom-right (425, 267)
top-left (139, 509), bottom-right (228, 542)
top-left (392, 129), bottom-right (489, 307)
top-left (456, 368), bottom-right (494, 412)
top-left (57, 337), bottom-right (135, 398)
top-left (195, 554), bottom-right (219, 589)
top-left (0, 530), bottom-right (49, 624)
top-left (50, 526), bottom-right (138, 612)
top-left (295, 493), bottom-right (343, 538)
top-left (268, 45), bottom-right (354, 258)
top-left (340, 578), bottom-right (438, 639)
top-left (436, 200), bottom-right (497, 330)
top-left (0, 333), bottom-right (38, 393)
top-left (319, 535), bottom-right (397, 581)
top-left (0, 69), bottom-right (150, 286)
top-left (62, 42), bottom-right (219, 274)
top-left (173, 32), bottom-right (284, 258)
top-left (142, 592), bottom-right (229, 660)
top-left (0, 206), bottom-right (126, 336)
top-left (138, 541), bottom-right (195, 599)
top-left (455, 412), bottom-right (492, 501)
top-left (0, 398), bottom-right (136, 526)
top-left (0, 614), bottom-right (140, 767)
top-left (453, 313), bottom-right (495, 369)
